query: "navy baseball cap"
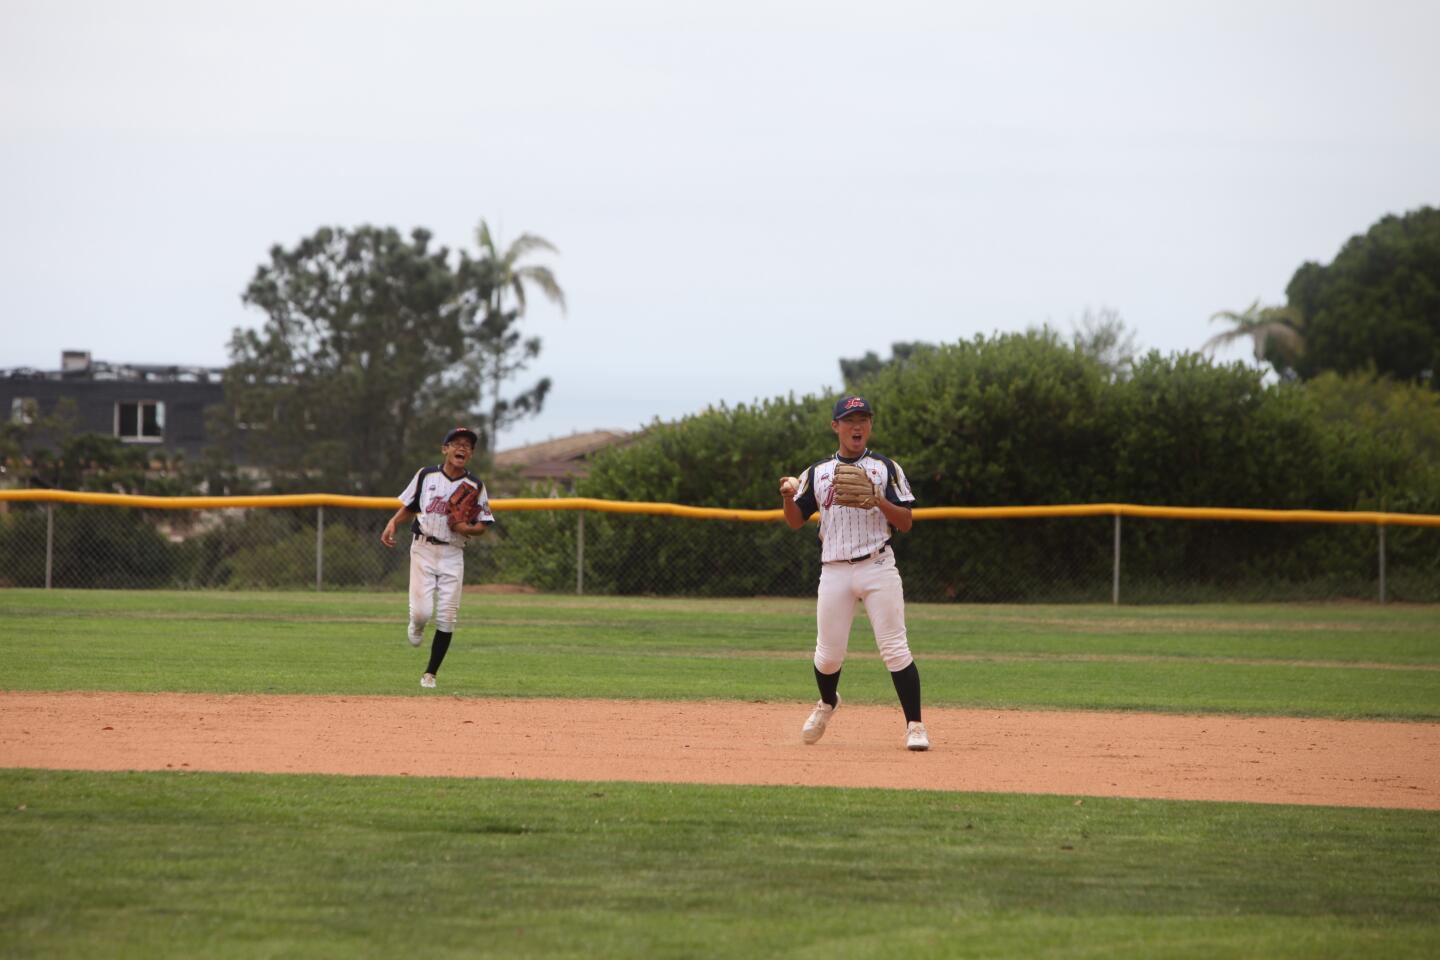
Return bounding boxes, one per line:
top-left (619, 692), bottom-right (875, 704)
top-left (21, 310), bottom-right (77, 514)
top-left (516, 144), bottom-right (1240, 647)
top-left (832, 396), bottom-right (873, 419)
top-left (444, 426), bottom-right (479, 446)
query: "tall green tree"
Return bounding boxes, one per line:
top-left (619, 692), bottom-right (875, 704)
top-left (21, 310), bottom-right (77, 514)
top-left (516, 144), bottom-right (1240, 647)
top-left (460, 220), bottom-right (566, 451)
top-left (226, 225), bottom-right (480, 495)
top-left (1286, 206), bottom-right (1440, 384)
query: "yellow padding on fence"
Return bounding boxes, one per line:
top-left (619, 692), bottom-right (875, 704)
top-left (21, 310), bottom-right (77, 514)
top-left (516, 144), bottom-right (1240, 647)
top-left (914, 504), bottom-right (1440, 527)
top-left (0, 489), bottom-right (399, 511)
top-left (0, 489), bottom-right (777, 520)
top-left (2, 489), bottom-right (1438, 527)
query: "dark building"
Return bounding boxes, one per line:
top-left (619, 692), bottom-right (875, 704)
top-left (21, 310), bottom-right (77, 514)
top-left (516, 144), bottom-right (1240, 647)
top-left (2, 350), bottom-right (232, 463)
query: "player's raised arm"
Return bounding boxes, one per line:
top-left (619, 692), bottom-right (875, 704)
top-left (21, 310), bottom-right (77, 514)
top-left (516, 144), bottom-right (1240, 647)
top-left (780, 475), bottom-right (806, 530)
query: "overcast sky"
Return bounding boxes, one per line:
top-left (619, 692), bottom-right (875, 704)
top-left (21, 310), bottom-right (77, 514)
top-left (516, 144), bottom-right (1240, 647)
top-left (3, 0), bottom-right (1437, 450)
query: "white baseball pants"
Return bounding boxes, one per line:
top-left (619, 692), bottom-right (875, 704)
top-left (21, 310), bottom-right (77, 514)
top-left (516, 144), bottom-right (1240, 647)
top-left (813, 549), bottom-right (913, 674)
top-left (409, 539), bottom-right (465, 634)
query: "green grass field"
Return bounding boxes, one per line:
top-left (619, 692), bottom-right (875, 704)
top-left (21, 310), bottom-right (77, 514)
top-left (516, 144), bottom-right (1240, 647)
top-left (2, 590), bottom-right (1439, 958)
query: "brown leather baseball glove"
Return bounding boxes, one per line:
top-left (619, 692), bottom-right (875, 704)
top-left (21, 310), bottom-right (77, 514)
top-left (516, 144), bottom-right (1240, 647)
top-left (831, 463), bottom-right (880, 510)
top-left (446, 481), bottom-right (482, 528)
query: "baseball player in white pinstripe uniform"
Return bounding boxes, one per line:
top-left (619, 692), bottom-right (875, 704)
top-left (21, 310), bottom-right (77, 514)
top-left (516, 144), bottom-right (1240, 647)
top-left (380, 426), bottom-right (495, 690)
top-left (780, 396), bottom-right (928, 750)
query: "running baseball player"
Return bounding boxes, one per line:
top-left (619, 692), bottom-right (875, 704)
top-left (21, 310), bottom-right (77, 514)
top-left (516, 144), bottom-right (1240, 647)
top-left (779, 396), bottom-right (928, 750)
top-left (380, 426), bottom-right (495, 689)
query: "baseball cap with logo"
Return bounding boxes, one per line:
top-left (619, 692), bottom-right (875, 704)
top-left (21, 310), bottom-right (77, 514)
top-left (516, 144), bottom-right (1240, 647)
top-left (444, 426), bottom-right (479, 446)
top-left (832, 396), bottom-right (873, 420)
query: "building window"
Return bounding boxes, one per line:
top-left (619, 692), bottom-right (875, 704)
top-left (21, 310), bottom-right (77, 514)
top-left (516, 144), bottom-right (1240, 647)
top-left (10, 397), bottom-right (38, 424)
top-left (116, 400), bottom-right (164, 442)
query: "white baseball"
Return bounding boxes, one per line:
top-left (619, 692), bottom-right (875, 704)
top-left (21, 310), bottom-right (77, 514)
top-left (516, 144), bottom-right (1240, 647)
top-left (780, 476), bottom-right (799, 497)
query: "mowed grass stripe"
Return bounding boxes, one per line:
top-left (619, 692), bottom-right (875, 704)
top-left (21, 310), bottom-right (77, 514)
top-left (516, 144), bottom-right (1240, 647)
top-left (6, 589), bottom-right (1440, 627)
top-left (8, 611), bottom-right (1437, 665)
top-left (1, 769), bottom-right (1437, 960)
top-left (1, 590), bottom-right (1437, 718)
top-left (11, 650), bottom-right (1436, 719)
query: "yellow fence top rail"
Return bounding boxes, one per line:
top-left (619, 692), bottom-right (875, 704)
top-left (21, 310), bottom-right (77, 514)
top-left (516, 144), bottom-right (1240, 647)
top-left (2, 489), bottom-right (1438, 528)
top-left (914, 503), bottom-right (1440, 527)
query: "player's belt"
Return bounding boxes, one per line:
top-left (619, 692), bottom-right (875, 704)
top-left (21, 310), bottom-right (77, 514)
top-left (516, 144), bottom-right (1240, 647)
top-left (413, 534), bottom-right (453, 546)
top-left (843, 543), bottom-right (889, 564)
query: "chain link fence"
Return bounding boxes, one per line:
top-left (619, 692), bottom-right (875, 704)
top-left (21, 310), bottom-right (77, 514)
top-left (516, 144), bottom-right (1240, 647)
top-left (1, 499), bottom-right (1435, 603)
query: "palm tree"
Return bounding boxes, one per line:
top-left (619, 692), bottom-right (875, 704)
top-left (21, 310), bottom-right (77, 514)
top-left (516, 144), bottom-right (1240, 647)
top-left (467, 220), bottom-right (566, 450)
top-left (1204, 300), bottom-right (1305, 377)
top-left (474, 220), bottom-right (566, 321)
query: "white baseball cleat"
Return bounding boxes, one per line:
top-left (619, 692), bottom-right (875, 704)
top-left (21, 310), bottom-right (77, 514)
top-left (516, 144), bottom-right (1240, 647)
top-left (420, 673), bottom-right (437, 689)
top-left (905, 721), bottom-right (930, 751)
top-left (801, 695), bottom-right (840, 744)
top-left (407, 623), bottom-right (424, 647)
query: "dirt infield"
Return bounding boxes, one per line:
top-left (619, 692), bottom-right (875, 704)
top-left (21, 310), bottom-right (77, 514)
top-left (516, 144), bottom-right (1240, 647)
top-left (2, 691), bottom-right (1437, 810)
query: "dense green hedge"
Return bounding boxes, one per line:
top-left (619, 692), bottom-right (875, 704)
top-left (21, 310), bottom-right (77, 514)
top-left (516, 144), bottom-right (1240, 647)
top-left (545, 331), bottom-right (1440, 601)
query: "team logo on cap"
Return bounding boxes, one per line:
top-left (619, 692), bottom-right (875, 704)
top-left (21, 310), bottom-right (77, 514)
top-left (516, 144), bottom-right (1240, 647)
top-left (842, 397), bottom-right (865, 410)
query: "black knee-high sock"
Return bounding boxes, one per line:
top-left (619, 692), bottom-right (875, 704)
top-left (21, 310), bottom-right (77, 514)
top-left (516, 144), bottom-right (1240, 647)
top-left (890, 662), bottom-right (922, 723)
top-left (814, 666), bottom-right (842, 707)
top-left (426, 630), bottom-right (453, 675)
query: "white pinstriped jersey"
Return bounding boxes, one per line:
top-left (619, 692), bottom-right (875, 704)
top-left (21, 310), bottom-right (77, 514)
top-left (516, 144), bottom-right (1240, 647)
top-left (398, 465), bottom-right (495, 545)
top-left (791, 450), bottom-right (915, 563)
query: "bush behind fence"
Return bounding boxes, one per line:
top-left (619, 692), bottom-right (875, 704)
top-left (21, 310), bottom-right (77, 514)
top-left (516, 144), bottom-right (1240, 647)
top-left (1, 501), bottom-right (1435, 603)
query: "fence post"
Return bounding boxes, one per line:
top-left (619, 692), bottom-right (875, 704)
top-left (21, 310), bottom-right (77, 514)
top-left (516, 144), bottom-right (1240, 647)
top-left (316, 505), bottom-right (324, 592)
top-left (45, 503), bottom-right (54, 590)
top-left (576, 511), bottom-right (585, 595)
top-left (1112, 513), bottom-right (1121, 605)
top-left (1377, 523), bottom-right (1386, 605)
